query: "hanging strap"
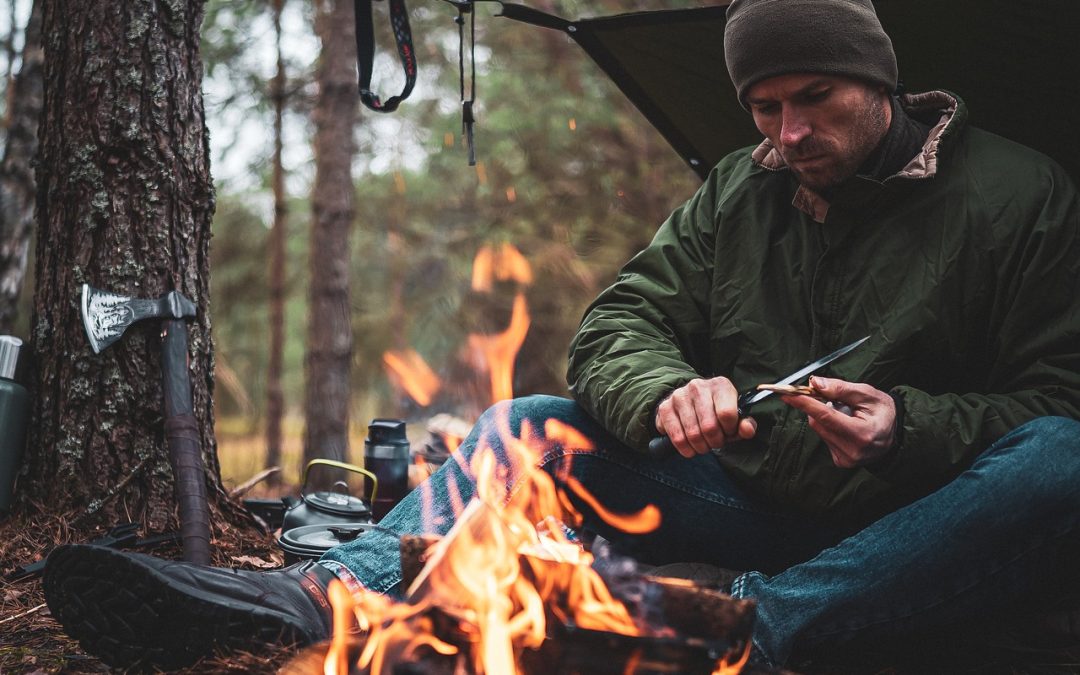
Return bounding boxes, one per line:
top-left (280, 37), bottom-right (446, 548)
top-left (354, 0), bottom-right (417, 113)
top-left (456, 2), bottom-right (477, 165)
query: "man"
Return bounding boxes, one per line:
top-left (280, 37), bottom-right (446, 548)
top-left (44, 0), bottom-right (1080, 669)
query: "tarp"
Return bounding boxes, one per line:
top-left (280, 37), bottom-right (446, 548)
top-left (499, 0), bottom-right (1080, 182)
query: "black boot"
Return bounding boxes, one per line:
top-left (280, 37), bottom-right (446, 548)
top-left (43, 544), bottom-right (337, 670)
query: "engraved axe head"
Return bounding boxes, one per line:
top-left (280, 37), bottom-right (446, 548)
top-left (80, 284), bottom-right (197, 354)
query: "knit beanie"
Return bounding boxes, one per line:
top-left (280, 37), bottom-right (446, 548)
top-left (724, 0), bottom-right (898, 108)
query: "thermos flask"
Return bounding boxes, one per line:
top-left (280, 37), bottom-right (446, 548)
top-left (0, 336), bottom-right (29, 515)
top-left (364, 419), bottom-right (410, 521)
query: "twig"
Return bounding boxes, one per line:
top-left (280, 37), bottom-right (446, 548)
top-left (71, 458), bottom-right (148, 527)
top-left (229, 466), bottom-right (281, 499)
top-left (0, 602), bottom-right (46, 625)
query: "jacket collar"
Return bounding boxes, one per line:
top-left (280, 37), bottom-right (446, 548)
top-left (750, 90), bottom-right (963, 223)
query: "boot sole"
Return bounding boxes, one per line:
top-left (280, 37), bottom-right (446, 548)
top-left (44, 545), bottom-right (316, 670)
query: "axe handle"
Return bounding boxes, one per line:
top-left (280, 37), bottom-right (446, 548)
top-left (162, 319), bottom-right (211, 565)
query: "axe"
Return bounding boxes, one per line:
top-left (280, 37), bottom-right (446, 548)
top-left (80, 284), bottom-right (211, 565)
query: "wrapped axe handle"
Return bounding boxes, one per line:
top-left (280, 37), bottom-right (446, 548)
top-left (162, 319), bottom-right (211, 565)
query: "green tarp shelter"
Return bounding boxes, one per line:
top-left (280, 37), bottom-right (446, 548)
top-left (497, 0), bottom-right (1080, 181)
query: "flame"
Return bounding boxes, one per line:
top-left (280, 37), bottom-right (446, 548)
top-left (324, 580), bottom-right (353, 675)
top-left (382, 244), bottom-right (533, 408)
top-left (543, 419), bottom-right (592, 453)
top-left (323, 405), bottom-right (690, 674)
top-left (471, 242), bottom-right (534, 291)
top-left (563, 476), bottom-right (661, 535)
top-left (467, 293), bottom-right (530, 404)
top-left (713, 641), bottom-right (753, 674)
top-left (335, 244), bottom-right (749, 674)
top-left (467, 243), bottom-right (533, 404)
top-left (382, 349), bottom-right (441, 406)
top-left (441, 432), bottom-right (461, 455)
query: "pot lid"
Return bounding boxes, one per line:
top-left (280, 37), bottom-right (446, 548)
top-left (303, 481), bottom-right (371, 517)
top-left (278, 523), bottom-right (375, 554)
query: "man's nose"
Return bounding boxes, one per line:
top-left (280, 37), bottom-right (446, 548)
top-left (779, 109), bottom-right (812, 148)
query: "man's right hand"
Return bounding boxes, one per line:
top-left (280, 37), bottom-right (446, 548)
top-left (654, 377), bottom-right (757, 458)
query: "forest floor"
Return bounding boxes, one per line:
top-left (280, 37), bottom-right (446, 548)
top-left (0, 507), bottom-right (301, 674)
top-left (1, 431), bottom-right (1079, 674)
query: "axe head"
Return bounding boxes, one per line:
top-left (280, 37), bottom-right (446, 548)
top-left (81, 284), bottom-right (197, 354)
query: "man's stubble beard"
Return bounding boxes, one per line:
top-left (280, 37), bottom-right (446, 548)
top-left (785, 92), bottom-right (890, 194)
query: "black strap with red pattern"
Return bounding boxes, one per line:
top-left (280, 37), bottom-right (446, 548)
top-left (354, 0), bottom-right (416, 113)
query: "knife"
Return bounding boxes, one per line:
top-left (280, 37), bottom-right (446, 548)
top-left (646, 335), bottom-right (870, 456)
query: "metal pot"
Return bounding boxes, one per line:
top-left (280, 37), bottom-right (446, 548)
top-left (280, 459), bottom-right (377, 533)
top-left (277, 523), bottom-right (376, 565)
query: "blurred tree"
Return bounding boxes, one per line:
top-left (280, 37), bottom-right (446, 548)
top-left (266, 0), bottom-right (288, 486)
top-left (201, 0), bottom-right (315, 488)
top-left (209, 196), bottom-right (269, 420)
top-left (303, 0), bottom-right (357, 466)
top-left (0, 0), bottom-right (40, 333)
top-left (21, 0), bottom-right (252, 535)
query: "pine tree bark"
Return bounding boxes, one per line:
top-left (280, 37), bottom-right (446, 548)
top-left (303, 0), bottom-right (356, 467)
top-left (265, 0), bottom-right (287, 486)
top-left (22, 0), bottom-right (238, 534)
top-left (0, 0), bottom-right (42, 333)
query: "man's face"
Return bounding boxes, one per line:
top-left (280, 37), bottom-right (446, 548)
top-left (746, 74), bottom-right (891, 193)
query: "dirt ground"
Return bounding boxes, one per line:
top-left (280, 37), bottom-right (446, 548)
top-left (0, 507), bottom-right (301, 674)
top-left (2, 507), bottom-right (1079, 675)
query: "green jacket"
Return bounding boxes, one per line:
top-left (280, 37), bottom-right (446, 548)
top-left (567, 92), bottom-right (1080, 525)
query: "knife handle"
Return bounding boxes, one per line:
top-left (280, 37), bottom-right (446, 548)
top-left (646, 403), bottom-right (748, 456)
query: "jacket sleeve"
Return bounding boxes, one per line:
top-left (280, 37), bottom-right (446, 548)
top-left (875, 159), bottom-right (1080, 490)
top-left (567, 159), bottom-right (740, 451)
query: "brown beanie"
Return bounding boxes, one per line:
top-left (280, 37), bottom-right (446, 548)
top-left (724, 0), bottom-right (898, 108)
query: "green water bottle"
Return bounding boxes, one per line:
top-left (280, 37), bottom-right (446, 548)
top-left (0, 336), bottom-right (29, 515)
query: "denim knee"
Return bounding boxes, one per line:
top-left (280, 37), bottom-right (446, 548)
top-left (506, 394), bottom-right (579, 419)
top-left (473, 396), bottom-right (587, 443)
top-left (456, 395), bottom-right (586, 470)
top-left (1010, 415), bottom-right (1080, 446)
top-left (472, 395), bottom-right (578, 430)
top-left (984, 416), bottom-right (1080, 511)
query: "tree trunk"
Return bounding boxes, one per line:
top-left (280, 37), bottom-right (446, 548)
top-left (22, 0), bottom-right (239, 535)
top-left (0, 0), bottom-right (42, 334)
top-left (303, 0), bottom-right (356, 467)
top-left (265, 0), bottom-right (287, 487)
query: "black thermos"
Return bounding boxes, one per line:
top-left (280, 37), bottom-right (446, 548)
top-left (364, 419), bottom-right (410, 521)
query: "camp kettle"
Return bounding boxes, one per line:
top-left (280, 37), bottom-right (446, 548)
top-left (280, 459), bottom-right (377, 532)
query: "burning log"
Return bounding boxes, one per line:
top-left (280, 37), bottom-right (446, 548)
top-left (399, 534), bottom-right (441, 593)
top-left (395, 530), bottom-right (756, 671)
top-left (650, 576), bottom-right (755, 642)
top-left (401, 534), bottom-right (755, 643)
top-left (282, 542), bottom-right (759, 674)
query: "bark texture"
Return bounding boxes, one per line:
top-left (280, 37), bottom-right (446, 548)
top-left (303, 0), bottom-right (357, 466)
top-left (23, 0), bottom-right (230, 532)
top-left (0, 0), bottom-right (42, 333)
top-left (265, 0), bottom-right (287, 485)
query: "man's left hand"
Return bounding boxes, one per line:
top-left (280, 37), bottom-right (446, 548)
top-left (780, 376), bottom-right (896, 468)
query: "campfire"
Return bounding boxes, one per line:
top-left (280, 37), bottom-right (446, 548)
top-left (283, 406), bottom-right (754, 674)
top-left (303, 244), bottom-right (756, 674)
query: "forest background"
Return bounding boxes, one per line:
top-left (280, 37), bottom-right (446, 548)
top-left (0, 0), bottom-right (704, 492)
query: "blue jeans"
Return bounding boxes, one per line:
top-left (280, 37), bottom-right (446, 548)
top-left (321, 395), bottom-right (1080, 667)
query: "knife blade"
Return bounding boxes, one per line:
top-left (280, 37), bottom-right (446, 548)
top-left (646, 335), bottom-right (870, 456)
